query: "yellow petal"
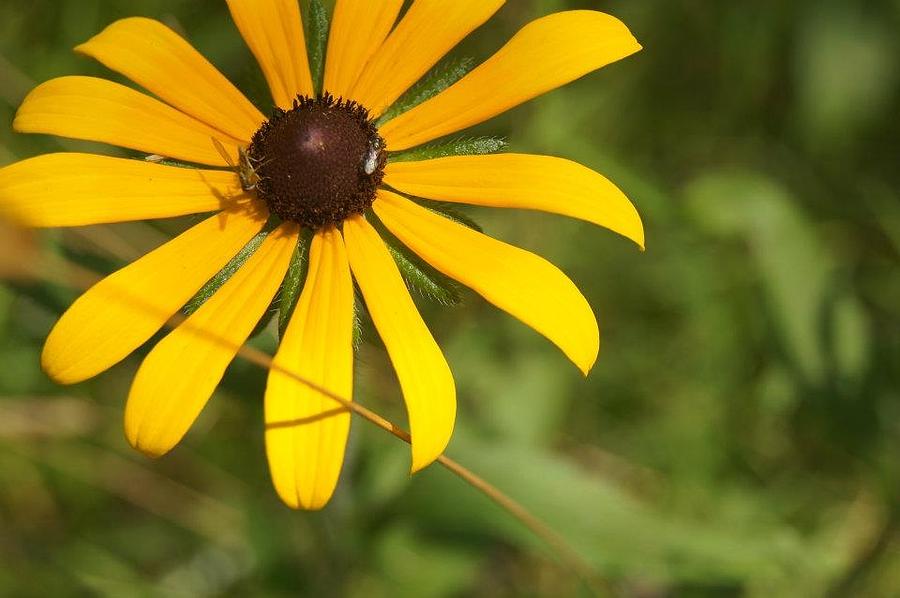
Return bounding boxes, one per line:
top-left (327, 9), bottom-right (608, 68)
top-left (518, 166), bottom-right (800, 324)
top-left (226, 0), bottom-right (314, 109)
top-left (75, 17), bottom-right (263, 143)
top-left (41, 204), bottom-right (269, 384)
top-left (265, 228), bottom-right (354, 510)
top-left (0, 153), bottom-right (248, 228)
top-left (323, 0), bottom-right (405, 99)
top-left (350, 0), bottom-right (505, 118)
top-left (14, 76), bottom-right (239, 167)
top-left (380, 10), bottom-right (642, 150)
top-left (343, 215), bottom-right (455, 472)
top-left (385, 153), bottom-right (644, 249)
top-left (374, 191), bottom-right (599, 374)
top-left (126, 223), bottom-right (298, 458)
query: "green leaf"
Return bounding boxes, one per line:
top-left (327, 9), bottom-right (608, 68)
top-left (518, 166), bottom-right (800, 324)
top-left (829, 290), bottom-right (870, 382)
top-left (378, 56), bottom-right (475, 124)
top-left (277, 230), bottom-right (312, 338)
top-left (388, 136), bottom-right (508, 163)
top-left (368, 211), bottom-right (464, 306)
top-left (686, 172), bottom-right (833, 385)
top-left (304, 0), bottom-right (330, 96)
top-left (182, 226), bottom-right (272, 317)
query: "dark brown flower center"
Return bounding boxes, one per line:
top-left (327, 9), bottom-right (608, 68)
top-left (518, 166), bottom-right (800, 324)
top-left (247, 94), bottom-right (386, 229)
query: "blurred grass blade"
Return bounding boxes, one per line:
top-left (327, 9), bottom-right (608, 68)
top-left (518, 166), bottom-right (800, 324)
top-left (686, 172), bottom-right (836, 385)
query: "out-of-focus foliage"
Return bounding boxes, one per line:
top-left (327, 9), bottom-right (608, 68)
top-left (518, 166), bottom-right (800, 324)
top-left (1, 0), bottom-right (898, 596)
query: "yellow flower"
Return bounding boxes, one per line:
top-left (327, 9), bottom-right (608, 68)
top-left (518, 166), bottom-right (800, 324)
top-left (0, 1), bottom-right (642, 509)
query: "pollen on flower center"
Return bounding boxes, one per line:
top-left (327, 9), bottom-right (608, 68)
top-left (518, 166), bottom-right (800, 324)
top-left (247, 94), bottom-right (387, 229)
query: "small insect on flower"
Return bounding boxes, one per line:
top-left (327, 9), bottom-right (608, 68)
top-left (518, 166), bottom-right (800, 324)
top-left (212, 138), bottom-right (261, 192)
top-left (363, 137), bottom-right (383, 176)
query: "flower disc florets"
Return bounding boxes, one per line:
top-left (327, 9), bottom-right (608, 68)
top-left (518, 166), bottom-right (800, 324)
top-left (248, 94), bottom-right (387, 229)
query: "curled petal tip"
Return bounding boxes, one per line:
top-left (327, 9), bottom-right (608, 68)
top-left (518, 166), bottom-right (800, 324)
top-left (577, 350), bottom-right (599, 378)
top-left (635, 227), bottom-right (647, 252)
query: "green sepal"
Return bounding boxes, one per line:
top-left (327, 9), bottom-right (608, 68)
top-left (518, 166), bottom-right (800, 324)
top-left (352, 294), bottom-right (364, 351)
top-left (378, 56), bottom-right (475, 124)
top-left (367, 210), bottom-right (464, 306)
top-left (411, 199), bottom-right (484, 233)
top-left (181, 221), bottom-right (278, 317)
top-left (389, 243), bottom-right (463, 306)
top-left (304, 0), bottom-right (330, 96)
top-left (137, 157), bottom-right (200, 170)
top-left (277, 229), bottom-right (313, 338)
top-left (249, 302), bottom-right (278, 339)
top-left (388, 136), bottom-right (508, 163)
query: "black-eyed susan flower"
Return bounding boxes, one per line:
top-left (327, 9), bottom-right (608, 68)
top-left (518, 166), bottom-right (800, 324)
top-left (0, 1), bottom-right (643, 509)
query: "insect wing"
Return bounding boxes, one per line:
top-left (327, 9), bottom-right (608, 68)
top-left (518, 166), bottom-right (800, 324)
top-left (211, 138), bottom-right (237, 168)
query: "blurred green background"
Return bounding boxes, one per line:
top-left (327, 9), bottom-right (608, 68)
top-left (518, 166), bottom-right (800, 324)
top-left (1, 0), bottom-right (899, 596)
